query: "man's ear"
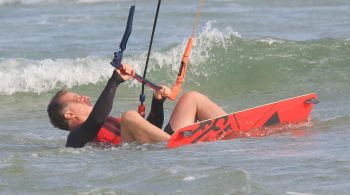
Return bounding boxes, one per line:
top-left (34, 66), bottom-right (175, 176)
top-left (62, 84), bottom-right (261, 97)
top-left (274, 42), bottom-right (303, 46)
top-left (64, 111), bottom-right (75, 120)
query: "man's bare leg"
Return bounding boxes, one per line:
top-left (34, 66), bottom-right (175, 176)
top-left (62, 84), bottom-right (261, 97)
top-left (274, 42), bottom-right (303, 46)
top-left (168, 91), bottom-right (226, 131)
top-left (121, 110), bottom-right (170, 143)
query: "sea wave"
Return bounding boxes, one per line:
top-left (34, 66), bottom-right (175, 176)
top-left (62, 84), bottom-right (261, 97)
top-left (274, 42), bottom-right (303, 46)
top-left (0, 57), bottom-right (111, 95)
top-left (0, 22), bottom-right (237, 95)
top-left (1, 23), bottom-right (349, 96)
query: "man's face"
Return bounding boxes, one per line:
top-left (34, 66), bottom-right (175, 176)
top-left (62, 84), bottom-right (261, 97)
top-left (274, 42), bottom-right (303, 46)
top-left (59, 92), bottom-right (93, 119)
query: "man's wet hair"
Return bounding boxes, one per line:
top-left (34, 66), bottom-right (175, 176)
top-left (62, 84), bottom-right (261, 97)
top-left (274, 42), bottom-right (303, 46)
top-left (47, 89), bottom-right (70, 131)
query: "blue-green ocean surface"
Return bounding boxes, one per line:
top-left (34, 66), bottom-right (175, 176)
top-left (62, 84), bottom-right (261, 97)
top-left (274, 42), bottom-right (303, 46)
top-left (0, 0), bottom-right (349, 194)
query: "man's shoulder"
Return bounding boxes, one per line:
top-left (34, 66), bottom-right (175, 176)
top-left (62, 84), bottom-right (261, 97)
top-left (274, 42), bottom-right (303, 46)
top-left (65, 130), bottom-right (83, 148)
top-left (65, 131), bottom-right (74, 147)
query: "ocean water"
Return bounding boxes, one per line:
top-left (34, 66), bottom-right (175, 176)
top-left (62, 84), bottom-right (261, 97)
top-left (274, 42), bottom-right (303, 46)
top-left (0, 0), bottom-right (349, 194)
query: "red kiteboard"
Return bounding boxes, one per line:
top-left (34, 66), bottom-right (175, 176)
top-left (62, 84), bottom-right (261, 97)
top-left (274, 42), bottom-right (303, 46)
top-left (167, 93), bottom-right (319, 148)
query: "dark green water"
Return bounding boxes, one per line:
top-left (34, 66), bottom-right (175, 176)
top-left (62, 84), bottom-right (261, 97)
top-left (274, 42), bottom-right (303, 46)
top-left (0, 0), bottom-right (349, 194)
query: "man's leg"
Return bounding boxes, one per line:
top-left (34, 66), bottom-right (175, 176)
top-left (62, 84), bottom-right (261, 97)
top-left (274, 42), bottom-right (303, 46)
top-left (168, 91), bottom-right (226, 132)
top-left (121, 110), bottom-right (170, 143)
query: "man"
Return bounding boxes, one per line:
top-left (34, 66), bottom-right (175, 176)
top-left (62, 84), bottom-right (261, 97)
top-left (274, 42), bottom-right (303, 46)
top-left (47, 64), bottom-right (226, 148)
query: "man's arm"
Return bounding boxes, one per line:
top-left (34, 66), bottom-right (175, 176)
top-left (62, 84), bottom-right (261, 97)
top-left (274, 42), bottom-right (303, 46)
top-left (146, 85), bottom-right (171, 129)
top-left (66, 71), bottom-right (125, 148)
top-left (147, 96), bottom-right (166, 129)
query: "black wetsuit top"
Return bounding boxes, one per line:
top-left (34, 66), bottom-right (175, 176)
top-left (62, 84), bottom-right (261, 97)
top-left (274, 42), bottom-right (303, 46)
top-left (65, 71), bottom-right (165, 148)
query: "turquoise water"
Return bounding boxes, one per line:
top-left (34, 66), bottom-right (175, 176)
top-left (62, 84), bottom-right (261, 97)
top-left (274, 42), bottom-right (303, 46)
top-left (0, 0), bottom-right (349, 194)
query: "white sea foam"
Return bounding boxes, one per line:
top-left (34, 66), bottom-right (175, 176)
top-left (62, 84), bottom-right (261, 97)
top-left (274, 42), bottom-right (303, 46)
top-left (258, 38), bottom-right (285, 45)
top-left (0, 55), bottom-right (160, 95)
top-left (286, 192), bottom-right (314, 195)
top-left (0, 0), bottom-right (53, 5)
top-left (150, 21), bottom-right (240, 71)
top-left (0, 0), bottom-right (115, 5)
top-left (0, 57), bottom-right (111, 95)
top-left (76, 0), bottom-right (114, 4)
top-left (182, 176), bottom-right (195, 182)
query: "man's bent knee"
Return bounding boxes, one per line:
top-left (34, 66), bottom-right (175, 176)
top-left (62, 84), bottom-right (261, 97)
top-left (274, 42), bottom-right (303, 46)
top-left (181, 90), bottom-right (205, 100)
top-left (121, 110), bottom-right (140, 124)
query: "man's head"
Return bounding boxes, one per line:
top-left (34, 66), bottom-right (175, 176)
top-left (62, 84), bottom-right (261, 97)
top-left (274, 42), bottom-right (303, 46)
top-left (47, 89), bottom-right (93, 131)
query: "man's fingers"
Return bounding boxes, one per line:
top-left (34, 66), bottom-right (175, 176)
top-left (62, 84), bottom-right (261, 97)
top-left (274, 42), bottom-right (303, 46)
top-left (159, 85), bottom-right (172, 97)
top-left (120, 64), bottom-right (135, 76)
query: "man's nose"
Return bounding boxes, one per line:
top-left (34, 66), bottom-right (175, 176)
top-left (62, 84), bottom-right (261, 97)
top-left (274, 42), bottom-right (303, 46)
top-left (81, 96), bottom-right (90, 102)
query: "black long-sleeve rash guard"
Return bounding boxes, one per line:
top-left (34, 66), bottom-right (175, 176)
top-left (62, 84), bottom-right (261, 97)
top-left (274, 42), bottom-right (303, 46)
top-left (65, 71), bottom-right (166, 148)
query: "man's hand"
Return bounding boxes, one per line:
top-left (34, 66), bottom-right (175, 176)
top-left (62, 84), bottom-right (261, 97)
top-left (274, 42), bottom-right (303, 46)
top-left (154, 85), bottom-right (172, 100)
top-left (115, 64), bottom-right (135, 81)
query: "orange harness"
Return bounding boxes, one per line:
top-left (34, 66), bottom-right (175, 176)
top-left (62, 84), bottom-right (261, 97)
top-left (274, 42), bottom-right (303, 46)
top-left (94, 117), bottom-right (122, 145)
